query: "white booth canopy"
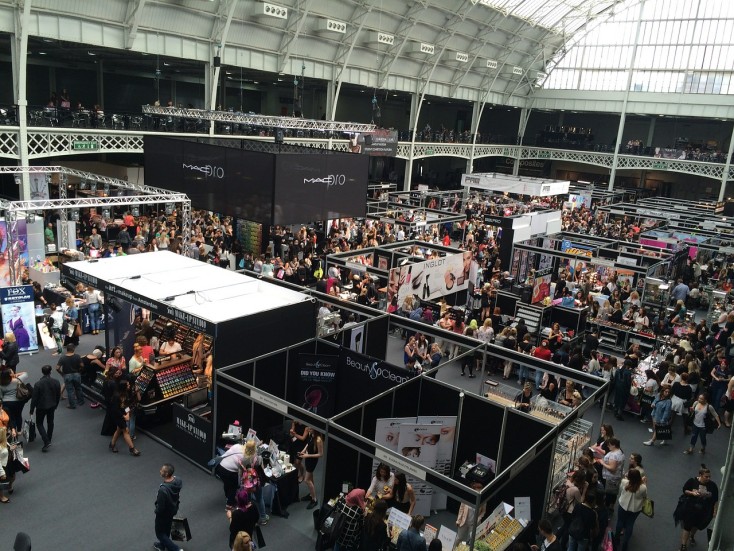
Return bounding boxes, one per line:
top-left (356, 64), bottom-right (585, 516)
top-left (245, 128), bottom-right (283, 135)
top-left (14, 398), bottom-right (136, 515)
top-left (64, 251), bottom-right (311, 324)
top-left (461, 173), bottom-right (570, 196)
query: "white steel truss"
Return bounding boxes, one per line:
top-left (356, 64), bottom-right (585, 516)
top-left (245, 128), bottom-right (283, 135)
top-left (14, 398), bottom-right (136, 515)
top-left (0, 166), bottom-right (192, 283)
top-left (0, 127), bottom-right (731, 182)
top-left (141, 106), bottom-right (377, 133)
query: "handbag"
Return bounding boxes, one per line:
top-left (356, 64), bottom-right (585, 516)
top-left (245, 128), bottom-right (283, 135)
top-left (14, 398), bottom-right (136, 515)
top-left (642, 497), bottom-right (655, 518)
top-left (704, 405), bottom-right (718, 434)
top-left (74, 321), bottom-right (82, 337)
top-left (10, 444), bottom-right (29, 474)
top-left (171, 517), bottom-right (192, 541)
top-left (639, 393), bottom-right (655, 408)
top-left (655, 424), bottom-right (673, 440)
top-left (15, 382), bottom-right (32, 402)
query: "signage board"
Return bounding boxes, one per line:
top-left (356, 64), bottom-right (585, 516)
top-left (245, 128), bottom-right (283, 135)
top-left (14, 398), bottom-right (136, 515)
top-left (172, 403), bottom-right (213, 468)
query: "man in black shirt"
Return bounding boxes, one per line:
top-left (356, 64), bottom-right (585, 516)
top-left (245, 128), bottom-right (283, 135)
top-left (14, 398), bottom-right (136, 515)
top-left (55, 344), bottom-right (84, 409)
top-left (30, 365), bottom-right (61, 451)
top-left (583, 330), bottom-right (599, 359)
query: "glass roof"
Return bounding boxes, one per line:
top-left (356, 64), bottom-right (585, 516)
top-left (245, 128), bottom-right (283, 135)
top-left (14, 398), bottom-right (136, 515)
top-left (472, 0), bottom-right (622, 34)
top-left (543, 0), bottom-right (734, 93)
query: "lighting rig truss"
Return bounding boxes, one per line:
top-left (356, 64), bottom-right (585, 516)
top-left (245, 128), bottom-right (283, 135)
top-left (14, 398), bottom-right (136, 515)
top-left (0, 166), bottom-right (192, 284)
top-left (142, 105), bottom-right (377, 133)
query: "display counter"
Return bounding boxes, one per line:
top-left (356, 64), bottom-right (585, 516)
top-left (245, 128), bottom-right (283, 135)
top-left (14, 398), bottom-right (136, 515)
top-left (484, 380), bottom-right (520, 408)
top-left (136, 354), bottom-right (198, 406)
top-left (588, 319), bottom-right (656, 354)
top-left (29, 266), bottom-right (60, 287)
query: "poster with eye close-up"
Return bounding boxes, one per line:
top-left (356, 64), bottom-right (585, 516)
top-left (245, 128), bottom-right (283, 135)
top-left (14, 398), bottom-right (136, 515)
top-left (397, 423), bottom-right (441, 517)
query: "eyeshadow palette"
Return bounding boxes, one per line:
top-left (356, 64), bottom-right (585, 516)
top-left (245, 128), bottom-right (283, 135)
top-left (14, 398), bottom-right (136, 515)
top-left (156, 363), bottom-right (198, 399)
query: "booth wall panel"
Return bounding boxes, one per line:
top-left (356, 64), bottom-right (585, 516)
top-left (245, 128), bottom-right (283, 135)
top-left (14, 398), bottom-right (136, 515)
top-left (499, 411), bottom-right (552, 469)
top-left (455, 395), bottom-right (504, 468)
top-left (286, 341), bottom-right (320, 405)
top-left (252, 403), bottom-right (289, 445)
top-left (323, 438), bottom-right (364, 500)
top-left (221, 363), bottom-right (254, 386)
top-left (216, 300), bottom-right (316, 366)
top-left (493, 444), bottom-right (554, 523)
top-left (417, 379), bottom-right (461, 418)
top-left (365, 315), bottom-right (389, 360)
top-left (216, 384), bottom-right (254, 441)
top-left (362, 394), bottom-right (397, 443)
top-left (254, 351), bottom-right (288, 398)
top-left (335, 408), bottom-right (363, 434)
top-left (392, 379), bottom-right (422, 419)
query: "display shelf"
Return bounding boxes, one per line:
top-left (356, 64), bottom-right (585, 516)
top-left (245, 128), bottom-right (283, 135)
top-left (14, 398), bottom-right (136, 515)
top-left (484, 381), bottom-right (520, 408)
top-left (707, 289), bottom-right (731, 326)
top-left (588, 319), bottom-right (656, 354)
top-left (136, 355), bottom-right (198, 405)
top-left (546, 418), bottom-right (593, 510)
top-left (529, 395), bottom-right (572, 424)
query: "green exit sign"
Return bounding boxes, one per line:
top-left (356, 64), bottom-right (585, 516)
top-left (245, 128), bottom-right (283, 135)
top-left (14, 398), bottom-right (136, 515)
top-left (425, 148), bottom-right (434, 155)
top-left (73, 140), bottom-right (99, 151)
top-left (538, 151), bottom-right (551, 158)
top-left (652, 162), bottom-right (666, 169)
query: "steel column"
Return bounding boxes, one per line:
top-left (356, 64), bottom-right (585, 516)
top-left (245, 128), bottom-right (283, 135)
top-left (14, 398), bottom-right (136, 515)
top-left (718, 125), bottom-right (734, 201)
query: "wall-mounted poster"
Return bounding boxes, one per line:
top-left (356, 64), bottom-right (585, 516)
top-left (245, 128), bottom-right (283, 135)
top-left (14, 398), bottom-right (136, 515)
top-left (386, 251), bottom-right (473, 310)
top-left (0, 285), bottom-right (38, 353)
top-left (531, 269), bottom-right (552, 304)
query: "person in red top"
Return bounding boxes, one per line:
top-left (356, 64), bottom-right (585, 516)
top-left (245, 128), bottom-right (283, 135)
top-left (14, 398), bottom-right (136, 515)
top-left (442, 231), bottom-right (451, 247)
top-left (533, 339), bottom-right (552, 389)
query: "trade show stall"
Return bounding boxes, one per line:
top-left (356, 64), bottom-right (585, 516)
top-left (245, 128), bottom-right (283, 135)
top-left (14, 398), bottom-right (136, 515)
top-left (60, 251), bottom-right (316, 468)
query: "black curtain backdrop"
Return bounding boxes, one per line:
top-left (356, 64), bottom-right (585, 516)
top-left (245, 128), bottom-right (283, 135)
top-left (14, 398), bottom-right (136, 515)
top-left (417, 379), bottom-right (462, 417)
top-left (254, 351), bottom-right (288, 398)
top-left (215, 383), bottom-right (253, 444)
top-left (323, 438), bottom-right (364, 499)
top-left (365, 315), bottom-right (389, 360)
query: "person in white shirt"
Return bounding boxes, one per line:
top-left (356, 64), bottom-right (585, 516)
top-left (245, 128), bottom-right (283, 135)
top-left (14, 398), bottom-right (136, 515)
top-left (50, 306), bottom-right (65, 356)
top-left (215, 443), bottom-right (245, 508)
top-left (633, 307), bottom-right (650, 332)
top-left (159, 337), bottom-right (182, 356)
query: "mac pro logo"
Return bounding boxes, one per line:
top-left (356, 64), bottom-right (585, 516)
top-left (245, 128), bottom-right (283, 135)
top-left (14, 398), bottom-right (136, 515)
top-left (303, 174), bottom-right (346, 187)
top-left (182, 163), bottom-right (225, 179)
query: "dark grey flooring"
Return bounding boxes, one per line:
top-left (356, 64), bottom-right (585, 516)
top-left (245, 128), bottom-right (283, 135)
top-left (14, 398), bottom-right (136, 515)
top-left (6, 331), bottom-right (729, 551)
top-left (7, 331), bottom-right (321, 551)
top-left (385, 333), bottom-right (731, 551)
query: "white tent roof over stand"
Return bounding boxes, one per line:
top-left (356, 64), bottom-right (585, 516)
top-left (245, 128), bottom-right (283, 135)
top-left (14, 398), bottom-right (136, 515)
top-left (65, 251), bottom-right (311, 324)
top-left (462, 173), bottom-right (570, 196)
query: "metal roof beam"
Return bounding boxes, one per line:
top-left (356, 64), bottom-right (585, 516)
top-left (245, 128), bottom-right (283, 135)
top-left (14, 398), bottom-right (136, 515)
top-left (123, 0), bottom-right (147, 50)
top-left (277, 0), bottom-right (315, 74)
top-left (376, 1), bottom-right (427, 90)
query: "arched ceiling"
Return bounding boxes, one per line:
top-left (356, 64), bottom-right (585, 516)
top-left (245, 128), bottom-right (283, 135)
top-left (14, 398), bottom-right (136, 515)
top-left (0, 0), bottom-right (635, 105)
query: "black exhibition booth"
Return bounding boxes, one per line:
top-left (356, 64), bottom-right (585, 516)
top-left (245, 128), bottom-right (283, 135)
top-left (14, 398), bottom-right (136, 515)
top-left (60, 252), bottom-right (316, 469)
top-left (144, 135), bottom-right (370, 226)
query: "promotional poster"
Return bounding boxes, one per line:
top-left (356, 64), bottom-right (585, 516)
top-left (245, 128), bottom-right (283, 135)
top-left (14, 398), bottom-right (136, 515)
top-left (0, 220), bottom-right (29, 287)
top-left (531, 268), bottom-right (553, 305)
top-left (0, 285), bottom-right (38, 353)
top-left (336, 350), bottom-right (415, 413)
top-left (296, 354), bottom-right (338, 417)
top-left (397, 423), bottom-right (441, 517)
top-left (386, 251), bottom-right (473, 310)
top-left (417, 415), bottom-right (457, 509)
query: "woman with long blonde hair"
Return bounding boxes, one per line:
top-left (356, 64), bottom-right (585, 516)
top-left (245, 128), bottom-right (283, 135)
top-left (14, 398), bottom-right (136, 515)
top-left (0, 426), bottom-right (12, 502)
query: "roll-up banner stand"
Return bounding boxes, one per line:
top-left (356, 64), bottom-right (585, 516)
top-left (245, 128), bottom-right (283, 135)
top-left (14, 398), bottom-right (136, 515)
top-left (0, 285), bottom-right (39, 353)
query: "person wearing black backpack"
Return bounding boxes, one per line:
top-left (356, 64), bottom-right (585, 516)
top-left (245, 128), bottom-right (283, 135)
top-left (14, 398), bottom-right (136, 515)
top-left (567, 491), bottom-right (598, 551)
top-left (154, 463), bottom-right (183, 551)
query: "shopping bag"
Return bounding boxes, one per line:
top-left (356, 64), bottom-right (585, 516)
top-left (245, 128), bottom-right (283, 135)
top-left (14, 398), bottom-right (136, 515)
top-left (23, 419), bottom-right (36, 443)
top-left (11, 444), bottom-right (29, 474)
top-left (171, 517), bottom-right (192, 541)
top-left (602, 528), bottom-right (614, 551)
top-left (655, 424), bottom-right (673, 440)
top-left (642, 497), bottom-right (655, 518)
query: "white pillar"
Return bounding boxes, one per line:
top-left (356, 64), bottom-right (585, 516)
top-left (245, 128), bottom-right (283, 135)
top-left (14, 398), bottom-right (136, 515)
top-left (718, 125), bottom-right (734, 201)
top-left (609, 0), bottom-right (647, 191)
top-left (466, 100), bottom-right (481, 175)
top-left (513, 108), bottom-right (530, 176)
top-left (12, 0), bottom-right (32, 200)
top-left (403, 92), bottom-right (421, 191)
top-left (646, 116), bottom-right (656, 148)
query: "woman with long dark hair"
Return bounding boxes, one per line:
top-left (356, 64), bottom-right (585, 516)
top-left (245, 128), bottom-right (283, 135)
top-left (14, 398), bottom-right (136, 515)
top-left (361, 499), bottom-right (389, 551)
top-left (389, 473), bottom-right (416, 515)
top-left (615, 469), bottom-right (647, 551)
top-left (677, 465), bottom-right (719, 551)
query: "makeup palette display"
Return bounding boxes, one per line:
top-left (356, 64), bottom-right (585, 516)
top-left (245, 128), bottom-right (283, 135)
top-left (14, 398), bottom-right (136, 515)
top-left (136, 355), bottom-right (198, 405)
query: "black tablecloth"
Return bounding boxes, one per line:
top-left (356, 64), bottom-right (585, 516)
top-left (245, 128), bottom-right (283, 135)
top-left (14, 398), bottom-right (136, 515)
top-left (268, 468), bottom-right (299, 514)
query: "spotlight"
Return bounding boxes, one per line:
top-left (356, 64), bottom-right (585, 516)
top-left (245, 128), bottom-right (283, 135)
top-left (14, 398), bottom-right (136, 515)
top-left (131, 206), bottom-right (140, 217)
top-left (25, 213), bottom-right (36, 224)
top-left (103, 183), bottom-right (110, 195)
top-left (165, 203), bottom-right (174, 215)
top-left (102, 208), bottom-right (110, 219)
top-left (70, 209), bottom-right (80, 221)
top-left (90, 182), bottom-right (97, 192)
top-left (14, 175), bottom-right (21, 185)
top-left (79, 179), bottom-right (88, 190)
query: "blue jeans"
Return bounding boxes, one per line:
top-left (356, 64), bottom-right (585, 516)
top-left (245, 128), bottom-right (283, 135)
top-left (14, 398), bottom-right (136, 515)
top-left (690, 424), bottom-right (707, 448)
top-left (615, 505), bottom-right (641, 551)
top-left (127, 411), bottom-right (136, 438)
top-left (253, 486), bottom-right (267, 520)
top-left (87, 303), bottom-right (101, 331)
top-left (63, 373), bottom-right (84, 407)
top-left (710, 385), bottom-right (725, 414)
top-left (154, 514), bottom-right (179, 551)
top-left (518, 365), bottom-right (530, 383)
top-left (567, 535), bottom-right (589, 551)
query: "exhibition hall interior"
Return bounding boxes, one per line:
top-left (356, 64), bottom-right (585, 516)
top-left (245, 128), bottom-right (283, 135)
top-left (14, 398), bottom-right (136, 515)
top-left (0, 0), bottom-right (733, 550)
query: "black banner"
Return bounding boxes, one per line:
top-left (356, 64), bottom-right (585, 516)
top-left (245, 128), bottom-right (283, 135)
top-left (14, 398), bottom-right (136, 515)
top-left (359, 129), bottom-right (398, 157)
top-left (172, 403), bottom-right (213, 468)
top-left (273, 154), bottom-right (369, 224)
top-left (61, 263), bottom-right (217, 335)
top-left (106, 300), bottom-right (137, 360)
top-left (335, 349), bottom-right (416, 413)
top-left (297, 354), bottom-right (338, 417)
